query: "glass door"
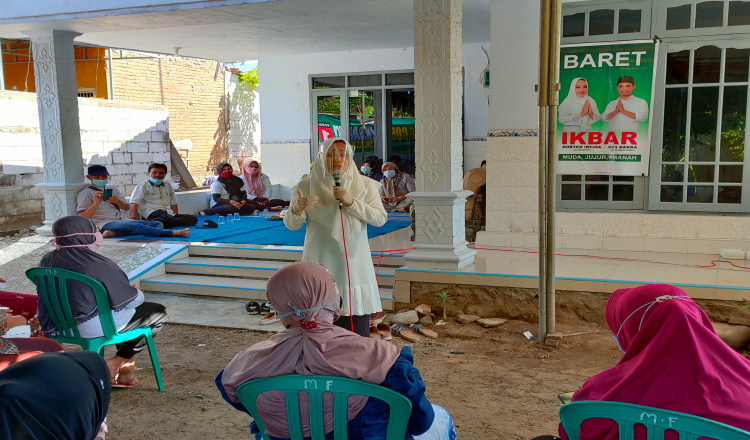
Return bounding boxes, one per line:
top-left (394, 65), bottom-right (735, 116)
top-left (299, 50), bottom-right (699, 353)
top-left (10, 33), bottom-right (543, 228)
top-left (386, 89), bottom-right (416, 176)
top-left (312, 90), bottom-right (346, 158)
top-left (348, 90), bottom-right (382, 167)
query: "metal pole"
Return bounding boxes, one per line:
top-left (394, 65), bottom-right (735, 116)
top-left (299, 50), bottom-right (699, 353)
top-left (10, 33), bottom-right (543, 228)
top-left (537, 0), bottom-right (551, 343)
top-left (538, 0), bottom-right (561, 343)
top-left (107, 48), bottom-right (114, 100)
top-left (545, 0), bottom-right (562, 336)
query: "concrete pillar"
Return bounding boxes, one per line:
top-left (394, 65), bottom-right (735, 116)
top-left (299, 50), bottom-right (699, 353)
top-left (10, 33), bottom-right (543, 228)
top-left (404, 0), bottom-right (476, 270)
top-left (476, 0), bottom-right (541, 248)
top-left (23, 30), bottom-right (87, 235)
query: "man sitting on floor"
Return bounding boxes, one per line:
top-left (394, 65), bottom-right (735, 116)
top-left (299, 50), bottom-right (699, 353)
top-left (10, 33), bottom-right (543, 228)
top-left (129, 163), bottom-right (198, 229)
top-left (77, 165), bottom-right (190, 238)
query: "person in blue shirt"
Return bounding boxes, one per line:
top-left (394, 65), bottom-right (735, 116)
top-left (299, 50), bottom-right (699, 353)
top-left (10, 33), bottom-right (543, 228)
top-left (216, 262), bottom-right (456, 440)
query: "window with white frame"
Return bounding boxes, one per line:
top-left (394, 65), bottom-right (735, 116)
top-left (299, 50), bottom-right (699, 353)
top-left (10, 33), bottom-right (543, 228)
top-left (649, 38), bottom-right (749, 211)
top-left (559, 0), bottom-right (750, 212)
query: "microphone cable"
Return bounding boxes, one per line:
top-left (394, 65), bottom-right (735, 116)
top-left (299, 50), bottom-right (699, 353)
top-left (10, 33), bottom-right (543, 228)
top-left (339, 205), bottom-right (354, 332)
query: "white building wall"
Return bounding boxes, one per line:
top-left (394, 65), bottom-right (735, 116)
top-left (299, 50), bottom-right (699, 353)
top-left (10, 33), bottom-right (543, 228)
top-left (475, 0), bottom-right (750, 255)
top-left (227, 74), bottom-right (261, 162)
top-left (462, 42), bottom-right (490, 171)
top-left (0, 90), bottom-right (170, 231)
top-left (259, 43), bottom-right (490, 196)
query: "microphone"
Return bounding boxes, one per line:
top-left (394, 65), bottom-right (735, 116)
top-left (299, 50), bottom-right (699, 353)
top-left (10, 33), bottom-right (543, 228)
top-left (331, 170), bottom-right (343, 209)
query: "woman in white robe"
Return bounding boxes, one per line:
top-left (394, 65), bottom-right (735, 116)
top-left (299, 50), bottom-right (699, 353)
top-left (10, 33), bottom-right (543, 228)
top-left (558, 77), bottom-right (601, 132)
top-left (284, 138), bottom-right (386, 337)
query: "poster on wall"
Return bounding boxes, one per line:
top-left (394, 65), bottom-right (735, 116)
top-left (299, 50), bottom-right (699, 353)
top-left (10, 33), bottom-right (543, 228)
top-left (556, 40), bottom-right (657, 176)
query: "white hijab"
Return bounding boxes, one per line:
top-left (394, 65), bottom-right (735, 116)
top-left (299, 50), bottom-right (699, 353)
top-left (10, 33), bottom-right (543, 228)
top-left (293, 138), bottom-right (371, 255)
top-left (558, 77), bottom-right (600, 131)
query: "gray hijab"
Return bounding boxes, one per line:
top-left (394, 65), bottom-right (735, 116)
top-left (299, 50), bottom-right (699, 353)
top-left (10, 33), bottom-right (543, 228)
top-left (37, 216), bottom-right (138, 334)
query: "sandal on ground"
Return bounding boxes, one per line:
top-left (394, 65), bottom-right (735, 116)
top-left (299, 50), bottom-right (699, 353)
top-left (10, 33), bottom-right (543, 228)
top-left (245, 301), bottom-right (260, 315)
top-left (259, 312), bottom-right (279, 325)
top-left (391, 324), bottom-right (420, 343)
top-left (377, 323), bottom-right (392, 341)
top-left (258, 302), bottom-right (272, 314)
top-left (411, 323), bottom-right (438, 339)
top-left (369, 325), bottom-right (381, 339)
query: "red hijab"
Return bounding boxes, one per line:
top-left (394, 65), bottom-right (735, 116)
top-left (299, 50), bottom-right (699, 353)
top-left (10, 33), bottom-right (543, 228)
top-left (560, 284), bottom-right (750, 440)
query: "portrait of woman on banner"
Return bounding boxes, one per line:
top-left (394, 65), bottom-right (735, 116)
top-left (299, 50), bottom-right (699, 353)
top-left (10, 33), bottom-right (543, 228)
top-left (558, 77), bottom-right (601, 132)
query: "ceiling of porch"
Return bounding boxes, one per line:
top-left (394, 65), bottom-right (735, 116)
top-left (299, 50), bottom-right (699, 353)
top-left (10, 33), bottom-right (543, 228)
top-left (0, 0), bottom-right (493, 63)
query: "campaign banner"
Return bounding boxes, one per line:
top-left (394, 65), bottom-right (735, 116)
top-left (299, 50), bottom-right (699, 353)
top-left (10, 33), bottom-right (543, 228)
top-left (556, 41), bottom-right (657, 175)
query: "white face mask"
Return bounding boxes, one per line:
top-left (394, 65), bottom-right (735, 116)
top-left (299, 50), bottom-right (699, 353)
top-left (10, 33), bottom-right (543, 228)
top-left (53, 231), bottom-right (103, 252)
top-left (383, 170), bottom-right (396, 179)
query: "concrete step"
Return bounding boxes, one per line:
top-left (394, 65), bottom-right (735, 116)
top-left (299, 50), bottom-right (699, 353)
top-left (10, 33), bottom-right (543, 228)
top-left (186, 245), bottom-right (405, 267)
top-left (165, 256), bottom-right (396, 286)
top-left (140, 274), bottom-right (267, 300)
top-left (140, 273), bottom-right (395, 309)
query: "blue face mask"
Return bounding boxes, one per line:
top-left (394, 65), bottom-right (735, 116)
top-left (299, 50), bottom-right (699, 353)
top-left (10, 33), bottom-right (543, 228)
top-left (149, 178), bottom-right (164, 186)
top-left (613, 335), bottom-right (625, 353)
top-left (92, 179), bottom-right (108, 187)
top-left (383, 170), bottom-right (396, 179)
top-left (360, 165), bottom-right (372, 175)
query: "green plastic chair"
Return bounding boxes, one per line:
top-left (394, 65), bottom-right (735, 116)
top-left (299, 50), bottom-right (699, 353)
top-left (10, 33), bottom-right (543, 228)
top-left (235, 374), bottom-right (413, 440)
top-left (26, 267), bottom-right (164, 391)
top-left (560, 401), bottom-right (750, 440)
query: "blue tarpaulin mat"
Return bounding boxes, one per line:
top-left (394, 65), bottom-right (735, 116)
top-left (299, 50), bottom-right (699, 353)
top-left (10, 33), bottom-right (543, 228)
top-left (120, 214), bottom-right (410, 246)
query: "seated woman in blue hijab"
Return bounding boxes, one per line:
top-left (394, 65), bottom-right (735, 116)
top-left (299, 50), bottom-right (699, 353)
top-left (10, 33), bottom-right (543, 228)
top-left (37, 215), bottom-right (169, 388)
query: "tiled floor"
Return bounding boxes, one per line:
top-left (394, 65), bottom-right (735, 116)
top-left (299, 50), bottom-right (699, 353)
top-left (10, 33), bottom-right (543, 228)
top-left (117, 223), bottom-right (750, 301)
top-left (374, 227), bottom-right (750, 301)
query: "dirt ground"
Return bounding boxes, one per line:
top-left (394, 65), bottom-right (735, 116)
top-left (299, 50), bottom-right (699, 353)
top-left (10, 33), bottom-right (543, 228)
top-left (95, 318), bottom-right (622, 440)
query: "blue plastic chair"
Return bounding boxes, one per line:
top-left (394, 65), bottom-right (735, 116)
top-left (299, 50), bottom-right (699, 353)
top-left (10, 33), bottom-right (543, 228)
top-left (26, 267), bottom-right (164, 391)
top-left (235, 374), bottom-right (412, 440)
top-left (560, 401), bottom-right (750, 440)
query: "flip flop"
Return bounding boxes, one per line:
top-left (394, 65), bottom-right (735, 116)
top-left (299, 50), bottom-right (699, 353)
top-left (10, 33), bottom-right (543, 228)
top-left (259, 302), bottom-right (272, 314)
top-left (369, 325), bottom-right (381, 339)
top-left (391, 324), bottom-right (420, 343)
top-left (377, 323), bottom-right (393, 341)
top-left (245, 301), bottom-right (260, 315)
top-left (259, 312), bottom-right (279, 325)
top-left (411, 323), bottom-right (438, 339)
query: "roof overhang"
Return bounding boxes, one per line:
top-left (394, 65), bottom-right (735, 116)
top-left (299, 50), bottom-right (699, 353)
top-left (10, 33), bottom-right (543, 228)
top-left (0, 0), bottom-right (492, 62)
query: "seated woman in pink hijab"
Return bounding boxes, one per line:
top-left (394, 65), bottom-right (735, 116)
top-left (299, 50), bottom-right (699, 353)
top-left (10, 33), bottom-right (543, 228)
top-left (241, 158), bottom-right (290, 212)
top-left (557, 284), bottom-right (750, 440)
top-left (216, 262), bottom-right (456, 440)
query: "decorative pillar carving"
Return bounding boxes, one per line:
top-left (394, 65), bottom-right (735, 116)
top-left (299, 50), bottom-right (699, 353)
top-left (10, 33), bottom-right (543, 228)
top-left (404, 0), bottom-right (476, 269)
top-left (23, 30), bottom-right (87, 235)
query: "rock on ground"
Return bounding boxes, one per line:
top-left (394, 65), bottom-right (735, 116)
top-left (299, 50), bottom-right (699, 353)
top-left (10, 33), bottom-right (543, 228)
top-left (476, 318), bottom-right (508, 328)
top-left (389, 310), bottom-right (419, 325)
top-left (713, 322), bottom-right (750, 349)
top-left (456, 314), bottom-right (480, 324)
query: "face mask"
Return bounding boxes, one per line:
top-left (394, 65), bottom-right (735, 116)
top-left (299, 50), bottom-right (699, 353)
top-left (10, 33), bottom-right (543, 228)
top-left (360, 166), bottom-right (372, 175)
top-left (53, 231), bottom-right (104, 252)
top-left (92, 179), bottom-right (108, 187)
top-left (149, 178), bottom-right (164, 186)
top-left (383, 170), bottom-right (396, 179)
top-left (220, 171), bottom-right (233, 179)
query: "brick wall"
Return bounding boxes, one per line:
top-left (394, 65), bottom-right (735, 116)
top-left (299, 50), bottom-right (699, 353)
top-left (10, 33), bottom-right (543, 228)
top-left (0, 90), bottom-right (170, 232)
top-left (108, 51), bottom-right (229, 182)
